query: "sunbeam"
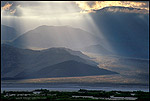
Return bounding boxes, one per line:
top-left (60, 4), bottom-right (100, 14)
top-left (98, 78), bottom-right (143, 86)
top-left (1, 1), bottom-right (149, 96)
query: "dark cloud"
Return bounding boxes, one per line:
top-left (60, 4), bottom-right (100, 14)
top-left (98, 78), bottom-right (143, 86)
top-left (75, 1), bottom-right (149, 13)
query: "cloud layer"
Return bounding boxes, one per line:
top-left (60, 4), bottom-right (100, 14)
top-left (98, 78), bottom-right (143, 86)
top-left (75, 1), bottom-right (149, 13)
top-left (1, 1), bottom-right (149, 18)
top-left (1, 2), bottom-right (18, 16)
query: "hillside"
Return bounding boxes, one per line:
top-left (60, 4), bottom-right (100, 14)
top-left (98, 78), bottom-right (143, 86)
top-left (1, 44), bottom-right (116, 80)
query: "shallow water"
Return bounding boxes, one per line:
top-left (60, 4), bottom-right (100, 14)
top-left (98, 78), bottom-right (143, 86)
top-left (1, 83), bottom-right (149, 92)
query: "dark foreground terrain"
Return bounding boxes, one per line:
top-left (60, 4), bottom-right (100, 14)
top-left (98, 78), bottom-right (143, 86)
top-left (1, 89), bottom-right (149, 101)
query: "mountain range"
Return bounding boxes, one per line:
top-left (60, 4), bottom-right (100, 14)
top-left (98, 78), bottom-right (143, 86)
top-left (2, 6), bottom-right (149, 59)
top-left (9, 25), bottom-right (98, 50)
top-left (1, 44), bottom-right (117, 80)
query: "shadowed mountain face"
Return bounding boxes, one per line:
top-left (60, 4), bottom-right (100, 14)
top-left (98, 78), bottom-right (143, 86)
top-left (10, 25), bottom-right (98, 49)
top-left (1, 25), bottom-right (18, 43)
top-left (18, 60), bottom-right (117, 79)
top-left (1, 44), bottom-right (116, 80)
top-left (89, 7), bottom-right (149, 59)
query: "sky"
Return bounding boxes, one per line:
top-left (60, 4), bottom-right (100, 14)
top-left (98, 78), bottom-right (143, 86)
top-left (1, 1), bottom-right (149, 33)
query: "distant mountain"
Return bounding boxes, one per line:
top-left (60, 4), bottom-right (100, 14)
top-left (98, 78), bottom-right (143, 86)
top-left (89, 6), bottom-right (149, 59)
top-left (2, 44), bottom-right (116, 80)
top-left (15, 60), bottom-right (117, 79)
top-left (1, 25), bottom-right (18, 43)
top-left (81, 44), bottom-right (113, 55)
top-left (10, 25), bottom-right (98, 49)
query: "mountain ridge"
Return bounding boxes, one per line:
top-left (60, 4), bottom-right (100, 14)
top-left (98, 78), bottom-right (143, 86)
top-left (10, 25), bottom-right (98, 49)
top-left (1, 44), bottom-right (114, 80)
top-left (17, 60), bottom-right (117, 79)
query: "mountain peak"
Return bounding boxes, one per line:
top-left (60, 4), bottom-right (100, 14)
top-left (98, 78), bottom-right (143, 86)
top-left (11, 25), bottom-right (96, 49)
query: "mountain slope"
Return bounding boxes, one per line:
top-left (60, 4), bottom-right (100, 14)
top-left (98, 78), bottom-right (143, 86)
top-left (1, 25), bottom-right (18, 43)
top-left (45, 47), bottom-right (91, 60)
top-left (15, 60), bottom-right (117, 79)
top-left (1, 44), bottom-right (101, 80)
top-left (1, 44), bottom-right (40, 78)
top-left (10, 25), bottom-right (98, 49)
